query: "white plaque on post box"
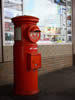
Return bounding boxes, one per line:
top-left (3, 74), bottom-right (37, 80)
top-left (15, 27), bottom-right (21, 40)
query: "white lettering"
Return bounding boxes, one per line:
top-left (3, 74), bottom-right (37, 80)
top-left (29, 48), bottom-right (37, 50)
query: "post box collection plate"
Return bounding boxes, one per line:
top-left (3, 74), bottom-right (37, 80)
top-left (27, 53), bottom-right (41, 70)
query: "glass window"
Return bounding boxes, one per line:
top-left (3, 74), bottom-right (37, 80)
top-left (66, 0), bottom-right (72, 42)
top-left (23, 0), bottom-right (72, 44)
top-left (3, 0), bottom-right (23, 45)
top-left (3, 0), bottom-right (72, 45)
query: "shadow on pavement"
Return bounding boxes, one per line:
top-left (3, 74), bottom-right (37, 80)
top-left (0, 67), bottom-right (75, 100)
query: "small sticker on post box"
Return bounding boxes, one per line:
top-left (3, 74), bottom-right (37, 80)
top-left (27, 53), bottom-right (41, 70)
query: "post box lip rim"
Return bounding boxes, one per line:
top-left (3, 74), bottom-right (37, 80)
top-left (12, 15), bottom-right (39, 23)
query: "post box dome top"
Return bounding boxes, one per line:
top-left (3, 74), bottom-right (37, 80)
top-left (12, 15), bottom-right (39, 24)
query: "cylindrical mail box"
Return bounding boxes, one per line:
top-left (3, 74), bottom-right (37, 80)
top-left (12, 16), bottom-right (41, 95)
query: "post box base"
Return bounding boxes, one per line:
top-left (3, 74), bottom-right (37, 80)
top-left (14, 89), bottom-right (39, 96)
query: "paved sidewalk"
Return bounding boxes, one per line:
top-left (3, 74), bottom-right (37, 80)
top-left (0, 66), bottom-right (75, 100)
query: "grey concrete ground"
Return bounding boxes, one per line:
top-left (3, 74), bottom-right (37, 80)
top-left (0, 66), bottom-right (75, 100)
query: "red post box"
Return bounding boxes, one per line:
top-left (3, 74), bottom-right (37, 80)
top-left (12, 16), bottom-right (41, 95)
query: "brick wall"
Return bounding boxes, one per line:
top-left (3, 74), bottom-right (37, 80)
top-left (0, 62), bottom-right (13, 85)
top-left (38, 44), bottom-right (72, 75)
top-left (0, 44), bottom-right (72, 85)
top-left (39, 55), bottom-right (72, 75)
top-left (3, 46), bottom-right (13, 62)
